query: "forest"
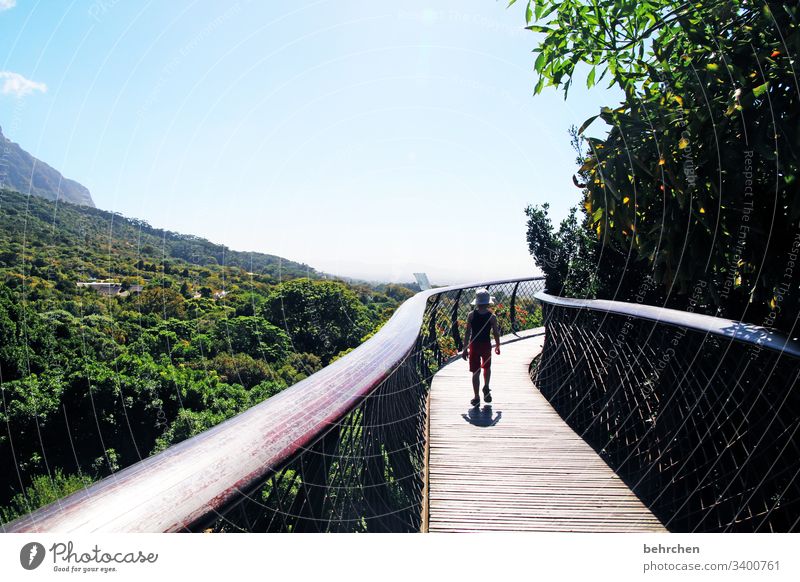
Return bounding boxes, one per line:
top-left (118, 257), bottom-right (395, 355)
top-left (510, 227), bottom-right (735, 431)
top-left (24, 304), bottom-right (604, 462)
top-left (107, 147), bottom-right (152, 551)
top-left (0, 188), bottom-right (416, 523)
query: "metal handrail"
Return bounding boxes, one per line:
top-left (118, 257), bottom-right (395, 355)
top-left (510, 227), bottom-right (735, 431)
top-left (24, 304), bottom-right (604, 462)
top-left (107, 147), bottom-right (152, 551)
top-left (534, 291), bottom-right (800, 532)
top-left (536, 292), bottom-right (800, 358)
top-left (6, 276), bottom-right (544, 533)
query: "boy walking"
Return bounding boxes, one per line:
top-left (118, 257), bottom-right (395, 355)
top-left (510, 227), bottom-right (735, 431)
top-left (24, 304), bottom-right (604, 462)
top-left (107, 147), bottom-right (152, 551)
top-left (460, 288), bottom-right (501, 406)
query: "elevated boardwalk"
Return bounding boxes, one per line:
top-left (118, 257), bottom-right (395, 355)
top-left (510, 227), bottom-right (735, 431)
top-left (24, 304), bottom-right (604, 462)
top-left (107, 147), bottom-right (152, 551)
top-left (426, 330), bottom-right (666, 533)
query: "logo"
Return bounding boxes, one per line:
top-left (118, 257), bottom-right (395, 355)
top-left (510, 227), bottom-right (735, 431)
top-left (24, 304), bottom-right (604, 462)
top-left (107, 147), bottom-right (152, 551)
top-left (20, 542), bottom-right (46, 570)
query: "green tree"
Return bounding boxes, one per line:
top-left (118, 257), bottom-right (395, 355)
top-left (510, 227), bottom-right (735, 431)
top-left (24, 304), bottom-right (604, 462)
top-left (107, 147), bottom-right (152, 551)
top-left (515, 0), bottom-right (800, 329)
top-left (135, 286), bottom-right (187, 319)
top-left (0, 470), bottom-right (93, 524)
top-left (213, 316), bottom-right (290, 362)
top-left (208, 352), bottom-right (275, 388)
top-left (525, 203), bottom-right (599, 297)
top-left (262, 278), bottom-right (371, 363)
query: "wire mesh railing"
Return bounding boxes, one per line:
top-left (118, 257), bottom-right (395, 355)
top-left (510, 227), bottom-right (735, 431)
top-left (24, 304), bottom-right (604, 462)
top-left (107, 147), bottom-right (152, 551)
top-left (5, 277), bottom-right (544, 532)
top-left (533, 292), bottom-right (800, 532)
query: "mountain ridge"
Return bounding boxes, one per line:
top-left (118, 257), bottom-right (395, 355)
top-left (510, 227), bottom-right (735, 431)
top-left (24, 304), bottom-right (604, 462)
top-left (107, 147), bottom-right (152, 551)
top-left (0, 125), bottom-right (95, 207)
top-left (0, 187), bottom-right (318, 281)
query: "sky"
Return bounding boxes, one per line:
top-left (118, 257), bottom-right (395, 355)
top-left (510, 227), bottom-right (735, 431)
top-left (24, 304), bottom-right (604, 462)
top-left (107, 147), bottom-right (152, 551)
top-left (0, 0), bottom-right (624, 285)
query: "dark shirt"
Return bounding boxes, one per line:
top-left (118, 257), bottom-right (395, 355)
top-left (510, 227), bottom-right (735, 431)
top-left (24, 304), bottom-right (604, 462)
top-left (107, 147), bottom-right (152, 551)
top-left (470, 310), bottom-right (493, 344)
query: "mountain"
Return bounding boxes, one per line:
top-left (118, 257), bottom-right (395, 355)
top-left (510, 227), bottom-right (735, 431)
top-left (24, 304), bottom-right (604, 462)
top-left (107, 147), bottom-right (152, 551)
top-left (0, 126), bottom-right (95, 207)
top-left (0, 187), bottom-right (317, 282)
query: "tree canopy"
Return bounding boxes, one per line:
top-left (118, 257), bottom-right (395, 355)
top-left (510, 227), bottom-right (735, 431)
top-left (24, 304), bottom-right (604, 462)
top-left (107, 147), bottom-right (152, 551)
top-left (262, 278), bottom-right (373, 364)
top-left (519, 0), bottom-right (800, 332)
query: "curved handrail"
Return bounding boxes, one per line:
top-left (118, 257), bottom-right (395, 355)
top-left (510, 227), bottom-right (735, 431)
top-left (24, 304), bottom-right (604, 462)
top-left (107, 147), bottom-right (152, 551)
top-left (6, 276), bottom-right (543, 532)
top-left (536, 292), bottom-right (800, 359)
top-left (534, 291), bottom-right (800, 532)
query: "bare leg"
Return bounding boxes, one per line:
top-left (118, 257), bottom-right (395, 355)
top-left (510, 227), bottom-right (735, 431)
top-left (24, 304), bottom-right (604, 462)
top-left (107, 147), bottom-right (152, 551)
top-left (472, 370), bottom-right (480, 400)
top-left (483, 364), bottom-right (491, 389)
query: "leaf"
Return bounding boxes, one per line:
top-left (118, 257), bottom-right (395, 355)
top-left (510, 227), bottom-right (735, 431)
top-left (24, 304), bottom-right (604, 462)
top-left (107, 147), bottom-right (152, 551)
top-left (587, 66), bottom-right (596, 88)
top-left (752, 82), bottom-right (769, 97)
top-left (525, 25), bottom-right (552, 33)
top-left (578, 114), bottom-right (599, 135)
top-left (578, 157), bottom-right (597, 173)
top-left (534, 51), bottom-right (546, 73)
top-left (602, 177), bottom-right (620, 197)
top-left (525, 2), bottom-right (533, 24)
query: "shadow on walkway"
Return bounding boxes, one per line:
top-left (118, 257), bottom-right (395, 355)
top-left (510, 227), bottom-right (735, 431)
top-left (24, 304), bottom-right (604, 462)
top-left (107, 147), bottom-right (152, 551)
top-left (461, 405), bottom-right (501, 427)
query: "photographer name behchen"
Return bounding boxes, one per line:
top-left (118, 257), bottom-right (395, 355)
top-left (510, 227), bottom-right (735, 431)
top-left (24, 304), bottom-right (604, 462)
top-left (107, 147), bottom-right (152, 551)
top-left (643, 543), bottom-right (700, 554)
top-left (49, 541), bottom-right (158, 571)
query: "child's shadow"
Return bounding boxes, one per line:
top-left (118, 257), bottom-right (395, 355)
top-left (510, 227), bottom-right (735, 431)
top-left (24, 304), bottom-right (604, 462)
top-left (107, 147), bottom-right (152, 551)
top-left (462, 405), bottom-right (502, 427)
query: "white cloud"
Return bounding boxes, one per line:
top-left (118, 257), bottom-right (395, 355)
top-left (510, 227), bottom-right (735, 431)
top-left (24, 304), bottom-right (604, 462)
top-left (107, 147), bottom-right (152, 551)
top-left (0, 1), bottom-right (16, 12)
top-left (0, 71), bottom-right (47, 97)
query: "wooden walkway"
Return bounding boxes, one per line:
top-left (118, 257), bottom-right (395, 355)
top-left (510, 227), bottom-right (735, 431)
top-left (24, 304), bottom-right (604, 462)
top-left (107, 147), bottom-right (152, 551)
top-left (425, 330), bottom-right (666, 533)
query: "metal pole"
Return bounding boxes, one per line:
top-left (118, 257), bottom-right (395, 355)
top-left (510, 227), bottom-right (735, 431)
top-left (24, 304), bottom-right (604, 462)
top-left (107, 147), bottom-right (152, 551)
top-left (510, 281), bottom-right (520, 333)
top-left (451, 289), bottom-right (463, 352)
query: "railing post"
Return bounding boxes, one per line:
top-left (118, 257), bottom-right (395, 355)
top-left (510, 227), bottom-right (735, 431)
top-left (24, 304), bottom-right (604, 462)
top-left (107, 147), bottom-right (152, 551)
top-left (428, 295), bottom-right (442, 365)
top-left (451, 289), bottom-right (463, 352)
top-left (510, 281), bottom-right (520, 333)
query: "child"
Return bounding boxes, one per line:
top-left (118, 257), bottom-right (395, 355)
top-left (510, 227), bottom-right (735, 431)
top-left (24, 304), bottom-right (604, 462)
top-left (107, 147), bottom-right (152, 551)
top-left (460, 288), bottom-right (501, 406)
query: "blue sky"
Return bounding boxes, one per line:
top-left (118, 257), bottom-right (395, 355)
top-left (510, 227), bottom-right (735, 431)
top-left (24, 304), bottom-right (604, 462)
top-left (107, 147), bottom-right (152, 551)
top-left (0, 0), bottom-right (623, 284)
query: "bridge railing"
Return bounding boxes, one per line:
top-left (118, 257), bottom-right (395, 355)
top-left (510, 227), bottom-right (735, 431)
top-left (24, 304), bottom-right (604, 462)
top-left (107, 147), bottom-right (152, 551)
top-left (5, 277), bottom-right (544, 532)
top-left (534, 292), bottom-right (800, 532)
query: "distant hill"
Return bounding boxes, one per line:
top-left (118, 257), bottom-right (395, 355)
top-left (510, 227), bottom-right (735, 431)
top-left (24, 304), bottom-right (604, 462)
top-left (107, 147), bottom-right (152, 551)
top-left (0, 188), bottom-right (318, 283)
top-left (0, 126), bottom-right (95, 207)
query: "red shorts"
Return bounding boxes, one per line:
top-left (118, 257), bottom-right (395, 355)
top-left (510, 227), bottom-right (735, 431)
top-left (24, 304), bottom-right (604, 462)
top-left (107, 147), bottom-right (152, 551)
top-left (468, 341), bottom-right (492, 373)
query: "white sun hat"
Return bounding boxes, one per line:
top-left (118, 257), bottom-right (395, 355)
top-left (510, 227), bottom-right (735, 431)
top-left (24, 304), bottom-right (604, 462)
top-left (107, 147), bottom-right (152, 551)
top-left (470, 288), bottom-right (495, 306)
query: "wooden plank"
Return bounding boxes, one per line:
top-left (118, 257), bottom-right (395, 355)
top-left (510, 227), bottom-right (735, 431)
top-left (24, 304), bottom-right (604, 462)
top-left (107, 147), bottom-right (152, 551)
top-left (425, 330), bottom-right (666, 533)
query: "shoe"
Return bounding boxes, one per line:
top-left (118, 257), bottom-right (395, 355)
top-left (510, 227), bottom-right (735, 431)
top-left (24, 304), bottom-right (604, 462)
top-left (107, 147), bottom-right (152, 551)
top-left (482, 386), bottom-right (492, 403)
top-left (470, 397), bottom-right (480, 407)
